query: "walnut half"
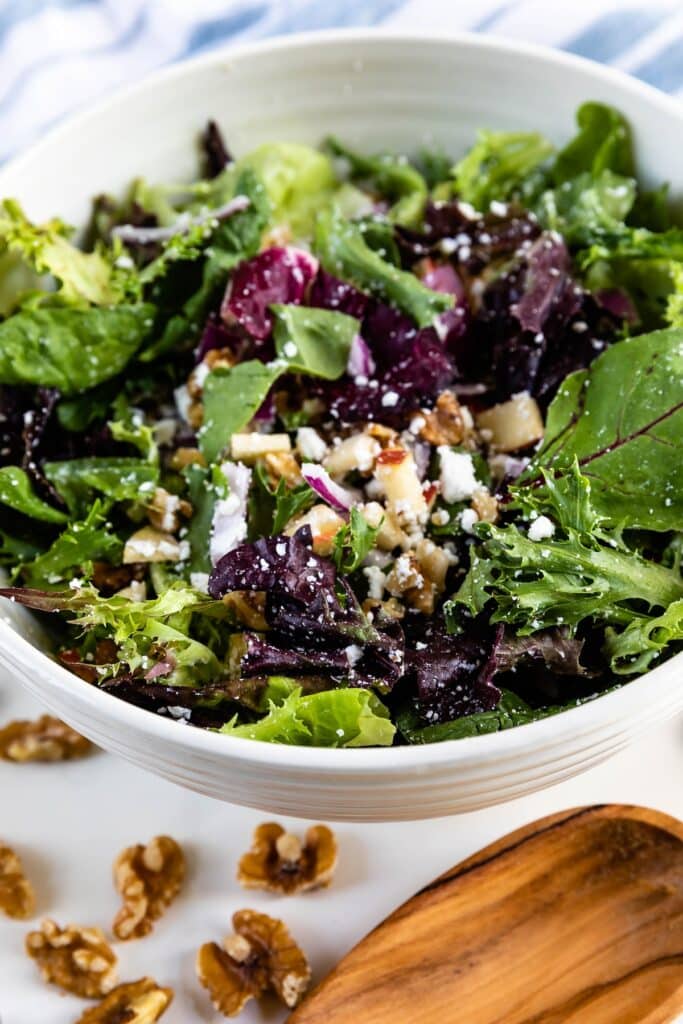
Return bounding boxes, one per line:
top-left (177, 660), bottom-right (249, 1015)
top-left (197, 909), bottom-right (311, 1017)
top-left (0, 715), bottom-right (92, 762)
top-left (25, 919), bottom-right (117, 997)
top-left (238, 822), bottom-right (337, 895)
top-left (112, 835), bottom-right (185, 941)
top-left (75, 977), bottom-right (173, 1024)
top-left (0, 843), bottom-right (35, 919)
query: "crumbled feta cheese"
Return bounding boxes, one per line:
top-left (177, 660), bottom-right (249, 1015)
top-left (409, 414), bottom-right (426, 434)
top-left (283, 341), bottom-right (298, 358)
top-left (459, 508), bottom-right (479, 534)
top-left (153, 417), bottom-right (177, 446)
top-left (173, 385), bottom-right (192, 423)
top-left (363, 565), bottom-right (386, 601)
top-left (190, 572), bottom-right (210, 594)
top-left (431, 508), bottom-right (450, 527)
top-left (381, 390), bottom-right (400, 408)
top-left (210, 462), bottom-right (252, 564)
top-left (489, 200), bottom-right (509, 217)
top-left (438, 447), bottom-right (479, 503)
top-left (296, 427), bottom-right (327, 463)
top-left (528, 515), bottom-right (556, 541)
top-left (344, 644), bottom-right (363, 667)
top-left (193, 361), bottom-right (211, 389)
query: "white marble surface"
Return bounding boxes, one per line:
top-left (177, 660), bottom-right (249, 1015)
top-left (1, 671), bottom-right (682, 1023)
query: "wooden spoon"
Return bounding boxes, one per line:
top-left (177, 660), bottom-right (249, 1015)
top-left (289, 805), bottom-right (683, 1024)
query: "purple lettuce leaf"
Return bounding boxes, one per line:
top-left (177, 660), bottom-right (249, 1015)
top-left (221, 246), bottom-right (319, 342)
top-left (308, 268), bottom-right (370, 320)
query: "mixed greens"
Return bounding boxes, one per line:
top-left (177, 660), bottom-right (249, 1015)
top-left (1, 105), bottom-right (681, 748)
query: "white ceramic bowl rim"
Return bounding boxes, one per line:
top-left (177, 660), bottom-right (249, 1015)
top-left (1, 27), bottom-right (681, 774)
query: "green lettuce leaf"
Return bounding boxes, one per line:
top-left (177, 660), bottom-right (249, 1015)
top-left (452, 130), bottom-right (554, 209)
top-left (43, 458), bottom-right (158, 515)
top-left (523, 328), bottom-right (683, 531)
top-left (326, 137), bottom-right (427, 227)
top-left (604, 599), bottom-right (683, 675)
top-left (0, 199), bottom-right (119, 307)
top-left (536, 169), bottom-right (636, 247)
top-left (0, 467), bottom-right (68, 524)
top-left (271, 304), bottom-right (359, 378)
top-left (314, 208), bottom-right (453, 327)
top-left (220, 686), bottom-right (396, 747)
top-left (0, 303), bottom-right (154, 394)
top-left (551, 101), bottom-right (634, 184)
top-left (237, 142), bottom-right (337, 238)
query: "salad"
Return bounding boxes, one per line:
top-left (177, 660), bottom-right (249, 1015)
top-left (0, 103), bottom-right (681, 748)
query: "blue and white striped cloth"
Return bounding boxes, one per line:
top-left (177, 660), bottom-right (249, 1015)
top-left (0, 0), bottom-right (682, 163)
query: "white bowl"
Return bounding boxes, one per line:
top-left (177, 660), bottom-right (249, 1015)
top-left (1, 30), bottom-right (682, 821)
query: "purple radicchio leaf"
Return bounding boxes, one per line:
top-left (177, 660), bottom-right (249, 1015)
top-left (308, 268), bottom-right (370, 320)
top-left (221, 246), bottom-right (319, 342)
top-left (492, 627), bottom-right (596, 677)
top-left (194, 314), bottom-right (250, 363)
top-left (404, 619), bottom-right (501, 724)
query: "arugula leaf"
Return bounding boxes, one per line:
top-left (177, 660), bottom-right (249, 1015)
top-left (452, 130), bottom-right (554, 209)
top-left (271, 304), bottom-right (359, 379)
top-left (604, 599), bottom-right (683, 675)
top-left (314, 208), bottom-right (453, 327)
top-left (43, 458), bottom-right (158, 515)
top-left (0, 304), bottom-right (154, 394)
top-left (397, 689), bottom-right (575, 743)
top-left (524, 329), bottom-right (683, 531)
top-left (182, 464), bottom-right (218, 575)
top-left (551, 102), bottom-right (634, 184)
top-left (332, 506), bottom-right (381, 574)
top-left (220, 686), bottom-right (395, 746)
top-left (20, 502), bottom-right (122, 588)
top-left (0, 467), bottom-right (68, 524)
top-left (199, 305), bottom-right (359, 462)
top-left (108, 409), bottom-right (158, 463)
top-left (326, 137), bottom-right (427, 227)
top-left (0, 199), bottom-right (119, 306)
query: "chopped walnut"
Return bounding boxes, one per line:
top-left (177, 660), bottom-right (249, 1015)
top-left (471, 487), bottom-right (500, 524)
top-left (263, 451), bottom-right (303, 487)
top-left (92, 561), bottom-right (145, 596)
top-left (75, 977), bottom-right (173, 1024)
top-left (284, 503), bottom-right (345, 556)
top-left (197, 909), bottom-right (310, 1016)
top-left (366, 422), bottom-right (399, 447)
top-left (204, 347), bottom-right (238, 372)
top-left (169, 447), bottom-right (206, 471)
top-left (238, 823), bottom-right (337, 895)
top-left (0, 843), bottom-right (35, 919)
top-left (419, 391), bottom-right (467, 446)
top-left (122, 526), bottom-right (187, 564)
top-left (0, 716), bottom-right (92, 763)
top-left (25, 919), bottom-right (117, 997)
top-left (146, 487), bottom-right (193, 533)
top-left (112, 835), bottom-right (185, 941)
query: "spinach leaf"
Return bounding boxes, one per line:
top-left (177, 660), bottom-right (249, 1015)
top-left (20, 502), bottom-right (122, 588)
top-left (552, 102), bottom-right (634, 184)
top-left (43, 458), bottom-right (158, 515)
top-left (200, 305), bottom-right (359, 462)
top-left (524, 328), bottom-right (683, 531)
top-left (271, 304), bottom-right (359, 379)
top-left (0, 304), bottom-right (154, 394)
top-left (332, 506), bottom-right (381, 574)
top-left (452, 130), bottom-right (554, 209)
top-left (0, 466), bottom-right (68, 523)
top-left (397, 690), bottom-right (579, 743)
top-left (326, 137), bottom-right (427, 227)
top-left (314, 209), bottom-right (453, 327)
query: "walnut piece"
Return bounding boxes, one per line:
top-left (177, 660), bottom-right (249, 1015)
top-left (112, 835), bottom-right (185, 940)
top-left (75, 977), bottom-right (173, 1024)
top-left (0, 716), bottom-right (92, 763)
top-left (25, 919), bottom-right (117, 997)
top-left (0, 843), bottom-right (35, 919)
top-left (197, 909), bottom-right (311, 1017)
top-left (238, 823), bottom-right (337, 895)
top-left (471, 487), bottom-right (500, 524)
top-left (147, 487), bottom-right (192, 533)
top-left (419, 391), bottom-right (467, 446)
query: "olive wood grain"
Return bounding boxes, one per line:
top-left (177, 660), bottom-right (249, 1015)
top-left (289, 805), bottom-right (683, 1024)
